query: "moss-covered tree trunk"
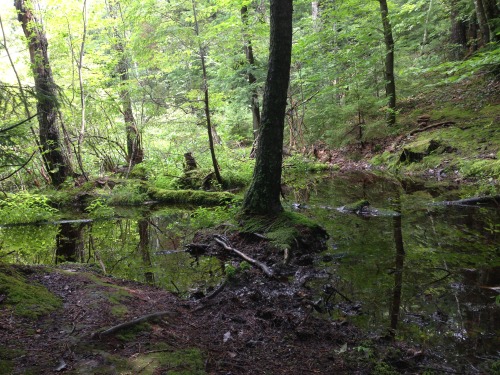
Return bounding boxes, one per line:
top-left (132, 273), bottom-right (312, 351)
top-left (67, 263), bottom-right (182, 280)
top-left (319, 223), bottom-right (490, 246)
top-left (378, 0), bottom-right (396, 127)
top-left (15, 0), bottom-right (73, 187)
top-left (242, 0), bottom-right (293, 216)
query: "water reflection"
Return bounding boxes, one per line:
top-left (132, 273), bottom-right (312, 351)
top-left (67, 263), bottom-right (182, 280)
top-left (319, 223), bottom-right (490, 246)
top-left (389, 203), bottom-right (405, 338)
top-left (301, 172), bottom-right (499, 367)
top-left (0, 172), bottom-right (498, 367)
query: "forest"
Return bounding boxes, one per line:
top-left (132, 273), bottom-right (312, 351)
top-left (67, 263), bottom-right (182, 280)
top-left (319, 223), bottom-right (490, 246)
top-left (0, 0), bottom-right (499, 373)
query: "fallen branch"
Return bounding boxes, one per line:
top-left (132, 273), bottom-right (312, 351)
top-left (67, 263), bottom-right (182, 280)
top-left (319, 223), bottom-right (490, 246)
top-left (435, 195), bottom-right (500, 207)
top-left (409, 121), bottom-right (455, 136)
top-left (213, 235), bottom-right (274, 278)
top-left (92, 310), bottom-right (177, 339)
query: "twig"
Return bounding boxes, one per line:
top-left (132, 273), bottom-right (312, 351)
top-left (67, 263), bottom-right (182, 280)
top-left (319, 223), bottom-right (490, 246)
top-left (92, 310), bottom-right (177, 339)
top-left (213, 235), bottom-right (274, 277)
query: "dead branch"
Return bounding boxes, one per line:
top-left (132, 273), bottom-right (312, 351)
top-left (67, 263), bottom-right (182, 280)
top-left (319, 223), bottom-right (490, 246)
top-left (213, 235), bottom-right (274, 278)
top-left (92, 310), bottom-right (177, 339)
top-left (408, 121), bottom-right (456, 136)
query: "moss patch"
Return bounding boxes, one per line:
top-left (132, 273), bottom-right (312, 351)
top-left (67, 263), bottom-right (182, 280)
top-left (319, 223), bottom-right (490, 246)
top-left (0, 265), bottom-right (61, 318)
top-left (100, 346), bottom-right (206, 375)
top-left (148, 188), bottom-right (236, 206)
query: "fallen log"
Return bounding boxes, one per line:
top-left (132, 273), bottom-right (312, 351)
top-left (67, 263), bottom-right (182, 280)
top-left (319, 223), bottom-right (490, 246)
top-left (213, 235), bottom-right (274, 278)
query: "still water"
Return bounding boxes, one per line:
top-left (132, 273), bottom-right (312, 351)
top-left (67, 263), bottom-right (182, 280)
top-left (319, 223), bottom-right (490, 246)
top-left (1, 172), bottom-right (499, 369)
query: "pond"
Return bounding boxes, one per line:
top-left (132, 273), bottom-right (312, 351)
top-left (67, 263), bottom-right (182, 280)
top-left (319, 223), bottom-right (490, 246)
top-left (1, 172), bottom-right (499, 370)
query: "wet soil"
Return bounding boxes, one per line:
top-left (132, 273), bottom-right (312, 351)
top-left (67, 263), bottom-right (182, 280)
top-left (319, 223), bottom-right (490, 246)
top-left (1, 229), bottom-right (447, 374)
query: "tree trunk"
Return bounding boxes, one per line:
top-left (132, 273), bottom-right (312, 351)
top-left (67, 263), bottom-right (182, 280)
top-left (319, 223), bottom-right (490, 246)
top-left (378, 0), bottom-right (396, 127)
top-left (15, 0), bottom-right (73, 187)
top-left (482, 0), bottom-right (500, 42)
top-left (242, 0), bottom-right (293, 216)
top-left (107, 0), bottom-right (144, 168)
top-left (241, 6), bottom-right (261, 141)
top-left (450, 0), bottom-right (468, 60)
top-left (192, 0), bottom-right (223, 186)
top-left (474, 0), bottom-right (491, 44)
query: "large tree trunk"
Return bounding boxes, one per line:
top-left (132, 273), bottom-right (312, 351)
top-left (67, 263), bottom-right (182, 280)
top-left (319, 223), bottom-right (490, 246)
top-left (15, 0), bottom-right (73, 187)
top-left (482, 0), bottom-right (500, 42)
top-left (242, 0), bottom-right (293, 216)
top-left (474, 0), bottom-right (491, 44)
top-left (379, 0), bottom-right (396, 127)
top-left (450, 0), bottom-right (468, 60)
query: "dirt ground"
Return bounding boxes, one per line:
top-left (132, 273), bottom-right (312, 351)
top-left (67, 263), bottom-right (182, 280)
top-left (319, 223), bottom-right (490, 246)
top-left (0, 229), bottom-right (447, 375)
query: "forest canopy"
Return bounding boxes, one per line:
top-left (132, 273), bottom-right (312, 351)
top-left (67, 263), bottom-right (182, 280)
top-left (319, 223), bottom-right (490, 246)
top-left (0, 0), bottom-right (498, 190)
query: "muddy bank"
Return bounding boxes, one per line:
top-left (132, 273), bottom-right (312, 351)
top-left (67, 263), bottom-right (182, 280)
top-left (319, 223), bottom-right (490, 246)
top-left (2, 226), bottom-right (484, 375)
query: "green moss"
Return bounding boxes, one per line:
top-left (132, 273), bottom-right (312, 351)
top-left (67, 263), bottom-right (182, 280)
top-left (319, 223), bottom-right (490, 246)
top-left (127, 347), bottom-right (205, 375)
top-left (97, 346), bottom-right (206, 375)
top-left (0, 347), bottom-right (24, 374)
top-left (342, 199), bottom-right (370, 212)
top-left (149, 188), bottom-right (236, 206)
top-left (115, 322), bottom-right (151, 341)
top-left (0, 266), bottom-right (61, 318)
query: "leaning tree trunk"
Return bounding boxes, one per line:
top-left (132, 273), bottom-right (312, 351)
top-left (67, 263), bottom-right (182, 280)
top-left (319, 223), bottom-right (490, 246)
top-left (242, 0), bottom-right (293, 216)
top-left (378, 0), bottom-right (396, 127)
top-left (15, 0), bottom-right (73, 187)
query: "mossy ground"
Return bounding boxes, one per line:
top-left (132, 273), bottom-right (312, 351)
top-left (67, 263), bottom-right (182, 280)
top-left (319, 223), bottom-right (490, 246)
top-left (364, 77), bottom-right (500, 193)
top-left (0, 265), bottom-right (61, 318)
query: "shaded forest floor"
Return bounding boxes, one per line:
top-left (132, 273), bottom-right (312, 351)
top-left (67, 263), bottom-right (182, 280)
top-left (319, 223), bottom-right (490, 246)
top-left (0, 229), bottom-right (470, 375)
top-left (313, 77), bottom-right (500, 188)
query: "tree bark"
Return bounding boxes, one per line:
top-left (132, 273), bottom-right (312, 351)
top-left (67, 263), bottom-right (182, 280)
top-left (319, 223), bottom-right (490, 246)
top-left (450, 0), bottom-right (468, 60)
top-left (474, 0), bottom-right (491, 44)
top-left (242, 0), bottom-right (293, 216)
top-left (241, 6), bottom-right (261, 141)
top-left (378, 0), bottom-right (396, 127)
top-left (107, 0), bottom-right (144, 168)
top-left (15, 0), bottom-right (73, 187)
top-left (482, 0), bottom-right (500, 42)
top-left (192, 0), bottom-right (223, 186)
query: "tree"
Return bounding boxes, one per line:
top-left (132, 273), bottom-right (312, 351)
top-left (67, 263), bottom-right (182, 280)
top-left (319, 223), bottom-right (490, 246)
top-left (242, 0), bottom-right (293, 216)
top-left (241, 5), bottom-right (261, 144)
top-left (192, 0), bottom-right (223, 186)
top-left (107, 0), bottom-right (144, 169)
top-left (15, 0), bottom-right (73, 186)
top-left (378, 0), bottom-right (396, 126)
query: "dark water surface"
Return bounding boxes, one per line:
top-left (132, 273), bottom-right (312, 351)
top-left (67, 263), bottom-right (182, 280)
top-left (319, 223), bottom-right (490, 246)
top-left (1, 172), bottom-right (499, 369)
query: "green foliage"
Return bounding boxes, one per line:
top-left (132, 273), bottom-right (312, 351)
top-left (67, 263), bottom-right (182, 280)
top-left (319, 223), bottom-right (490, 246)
top-left (0, 192), bottom-right (60, 224)
top-left (190, 205), bottom-right (237, 229)
top-left (0, 266), bottom-right (61, 318)
top-left (459, 160), bottom-right (500, 179)
top-left (86, 199), bottom-right (115, 219)
top-left (108, 181), bottom-right (149, 205)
